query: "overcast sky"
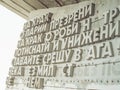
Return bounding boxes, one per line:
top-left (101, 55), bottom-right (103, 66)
top-left (0, 5), bottom-right (26, 90)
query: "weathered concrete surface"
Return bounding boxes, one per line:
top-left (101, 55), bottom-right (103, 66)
top-left (6, 0), bottom-right (120, 90)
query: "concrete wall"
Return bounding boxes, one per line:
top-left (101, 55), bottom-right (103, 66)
top-left (6, 0), bottom-right (120, 90)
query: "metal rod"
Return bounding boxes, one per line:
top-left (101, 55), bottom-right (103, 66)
top-left (23, 0), bottom-right (37, 10)
top-left (37, 0), bottom-right (48, 8)
top-left (55, 0), bottom-right (64, 6)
